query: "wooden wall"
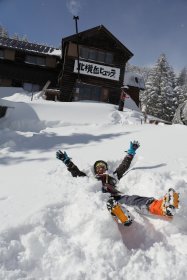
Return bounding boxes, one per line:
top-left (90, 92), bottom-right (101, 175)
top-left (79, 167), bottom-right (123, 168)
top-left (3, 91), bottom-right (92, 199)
top-left (0, 50), bottom-right (61, 88)
top-left (59, 30), bottom-right (129, 102)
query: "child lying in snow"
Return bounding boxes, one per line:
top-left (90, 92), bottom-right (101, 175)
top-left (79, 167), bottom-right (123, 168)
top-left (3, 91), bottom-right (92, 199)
top-left (56, 141), bottom-right (179, 226)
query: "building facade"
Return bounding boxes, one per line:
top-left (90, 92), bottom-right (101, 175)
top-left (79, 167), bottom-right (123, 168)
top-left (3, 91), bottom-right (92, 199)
top-left (58, 25), bottom-right (133, 104)
top-left (0, 37), bottom-right (61, 92)
top-left (0, 27), bottom-right (144, 106)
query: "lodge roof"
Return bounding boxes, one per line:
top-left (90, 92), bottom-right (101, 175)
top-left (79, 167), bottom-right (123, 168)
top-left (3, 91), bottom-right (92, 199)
top-left (0, 36), bottom-right (61, 57)
top-left (62, 25), bottom-right (133, 58)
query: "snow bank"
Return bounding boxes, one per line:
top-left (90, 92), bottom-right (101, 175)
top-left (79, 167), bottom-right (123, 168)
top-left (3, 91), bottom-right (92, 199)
top-left (0, 90), bottom-right (187, 279)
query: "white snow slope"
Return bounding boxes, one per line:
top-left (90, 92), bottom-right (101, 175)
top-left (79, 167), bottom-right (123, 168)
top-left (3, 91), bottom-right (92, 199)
top-left (0, 90), bottom-right (187, 280)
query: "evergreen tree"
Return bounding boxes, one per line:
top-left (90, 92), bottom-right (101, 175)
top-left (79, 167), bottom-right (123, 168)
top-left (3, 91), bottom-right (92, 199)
top-left (143, 54), bottom-right (177, 122)
top-left (0, 25), bottom-right (8, 38)
top-left (12, 33), bottom-right (20, 40)
top-left (21, 35), bottom-right (28, 42)
top-left (12, 33), bottom-right (29, 42)
top-left (126, 63), bottom-right (151, 83)
top-left (177, 68), bottom-right (187, 86)
top-left (166, 66), bottom-right (178, 120)
top-left (175, 68), bottom-right (187, 105)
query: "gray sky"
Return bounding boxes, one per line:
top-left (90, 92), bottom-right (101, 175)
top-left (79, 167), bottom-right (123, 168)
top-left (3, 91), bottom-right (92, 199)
top-left (0, 0), bottom-right (187, 72)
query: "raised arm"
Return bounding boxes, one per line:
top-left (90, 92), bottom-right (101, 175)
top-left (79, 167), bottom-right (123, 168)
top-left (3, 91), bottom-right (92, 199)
top-left (114, 141), bottom-right (140, 180)
top-left (56, 150), bottom-right (87, 177)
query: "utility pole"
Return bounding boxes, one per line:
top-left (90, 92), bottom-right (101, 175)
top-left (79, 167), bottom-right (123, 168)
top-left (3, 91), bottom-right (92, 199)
top-left (73, 16), bottom-right (80, 81)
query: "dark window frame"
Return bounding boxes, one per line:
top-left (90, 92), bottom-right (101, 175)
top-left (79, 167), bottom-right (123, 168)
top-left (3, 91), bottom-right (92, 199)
top-left (75, 82), bottom-right (102, 101)
top-left (79, 46), bottom-right (113, 65)
top-left (0, 49), bottom-right (4, 59)
top-left (25, 54), bottom-right (46, 66)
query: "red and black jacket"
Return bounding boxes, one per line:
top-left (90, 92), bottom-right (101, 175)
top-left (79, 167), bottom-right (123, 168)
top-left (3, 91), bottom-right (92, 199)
top-left (66, 154), bottom-right (133, 196)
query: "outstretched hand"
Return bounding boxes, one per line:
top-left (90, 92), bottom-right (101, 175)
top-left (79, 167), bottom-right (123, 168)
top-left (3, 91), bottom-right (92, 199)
top-left (56, 150), bottom-right (71, 164)
top-left (56, 150), bottom-right (63, 160)
top-left (127, 140), bottom-right (140, 156)
top-left (131, 140), bottom-right (140, 150)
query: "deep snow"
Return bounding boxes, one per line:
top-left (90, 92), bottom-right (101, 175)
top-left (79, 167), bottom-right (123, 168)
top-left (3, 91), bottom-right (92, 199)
top-left (0, 89), bottom-right (187, 280)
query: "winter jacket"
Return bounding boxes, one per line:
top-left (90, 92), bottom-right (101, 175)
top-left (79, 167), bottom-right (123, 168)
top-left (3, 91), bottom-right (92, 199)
top-left (66, 154), bottom-right (133, 197)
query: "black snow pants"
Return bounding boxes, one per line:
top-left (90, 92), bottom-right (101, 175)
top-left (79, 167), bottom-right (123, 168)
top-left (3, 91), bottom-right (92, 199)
top-left (117, 195), bottom-right (155, 214)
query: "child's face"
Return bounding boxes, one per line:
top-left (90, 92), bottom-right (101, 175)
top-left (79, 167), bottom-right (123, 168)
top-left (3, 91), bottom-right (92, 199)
top-left (96, 164), bottom-right (107, 175)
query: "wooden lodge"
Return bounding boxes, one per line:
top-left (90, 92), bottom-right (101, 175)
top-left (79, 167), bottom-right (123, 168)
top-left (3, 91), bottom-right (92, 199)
top-left (58, 25), bottom-right (134, 104)
top-left (0, 26), bottom-right (145, 106)
top-left (0, 37), bottom-right (61, 92)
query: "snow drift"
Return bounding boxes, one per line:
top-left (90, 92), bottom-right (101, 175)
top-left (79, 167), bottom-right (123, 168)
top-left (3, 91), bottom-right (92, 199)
top-left (0, 90), bottom-right (187, 280)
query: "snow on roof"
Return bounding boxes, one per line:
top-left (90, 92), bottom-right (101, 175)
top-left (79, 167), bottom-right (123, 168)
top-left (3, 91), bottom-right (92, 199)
top-left (124, 72), bottom-right (145, 90)
top-left (49, 48), bottom-right (61, 57)
top-left (0, 37), bottom-right (61, 57)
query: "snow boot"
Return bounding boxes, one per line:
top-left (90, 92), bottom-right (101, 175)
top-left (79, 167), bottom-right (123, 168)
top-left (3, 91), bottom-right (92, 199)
top-left (107, 197), bottom-right (133, 226)
top-left (163, 188), bottom-right (179, 216)
top-left (149, 188), bottom-right (179, 217)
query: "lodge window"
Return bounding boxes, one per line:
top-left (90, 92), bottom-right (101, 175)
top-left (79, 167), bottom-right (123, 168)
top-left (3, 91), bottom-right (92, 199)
top-left (23, 82), bottom-right (40, 92)
top-left (97, 51), bottom-right (105, 63)
top-left (105, 52), bottom-right (113, 64)
top-left (0, 49), bottom-right (4, 59)
top-left (80, 47), bottom-right (113, 65)
top-left (25, 55), bottom-right (46, 66)
top-left (74, 83), bottom-right (102, 101)
top-left (89, 49), bottom-right (96, 60)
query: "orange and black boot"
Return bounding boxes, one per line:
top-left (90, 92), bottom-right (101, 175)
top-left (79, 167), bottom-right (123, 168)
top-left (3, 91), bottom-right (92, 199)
top-left (107, 197), bottom-right (133, 226)
top-left (149, 188), bottom-right (179, 217)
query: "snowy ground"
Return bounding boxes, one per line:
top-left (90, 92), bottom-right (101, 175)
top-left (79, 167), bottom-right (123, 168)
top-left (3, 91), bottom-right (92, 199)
top-left (0, 89), bottom-right (187, 280)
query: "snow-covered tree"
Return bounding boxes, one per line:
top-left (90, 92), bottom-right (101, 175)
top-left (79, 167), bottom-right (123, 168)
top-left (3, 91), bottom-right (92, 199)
top-left (177, 68), bottom-right (187, 86)
top-left (12, 34), bottom-right (29, 42)
top-left (175, 68), bottom-right (187, 106)
top-left (0, 25), bottom-right (8, 38)
top-left (21, 35), bottom-right (28, 42)
top-left (12, 33), bottom-right (20, 40)
top-left (126, 63), bottom-right (151, 83)
top-left (143, 54), bottom-right (177, 122)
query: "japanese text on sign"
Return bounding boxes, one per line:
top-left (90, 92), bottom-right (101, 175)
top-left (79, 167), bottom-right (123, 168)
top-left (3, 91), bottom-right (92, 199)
top-left (74, 60), bottom-right (120, 81)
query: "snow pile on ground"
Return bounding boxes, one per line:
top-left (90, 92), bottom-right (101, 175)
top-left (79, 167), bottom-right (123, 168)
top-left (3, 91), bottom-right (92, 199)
top-left (0, 90), bottom-right (187, 280)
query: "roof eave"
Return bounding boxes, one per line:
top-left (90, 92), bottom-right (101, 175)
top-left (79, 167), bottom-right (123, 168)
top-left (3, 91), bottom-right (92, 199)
top-left (62, 25), bottom-right (133, 59)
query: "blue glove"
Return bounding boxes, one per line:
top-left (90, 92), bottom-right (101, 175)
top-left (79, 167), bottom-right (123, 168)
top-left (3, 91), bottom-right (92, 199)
top-left (127, 141), bottom-right (140, 156)
top-left (56, 150), bottom-right (71, 164)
